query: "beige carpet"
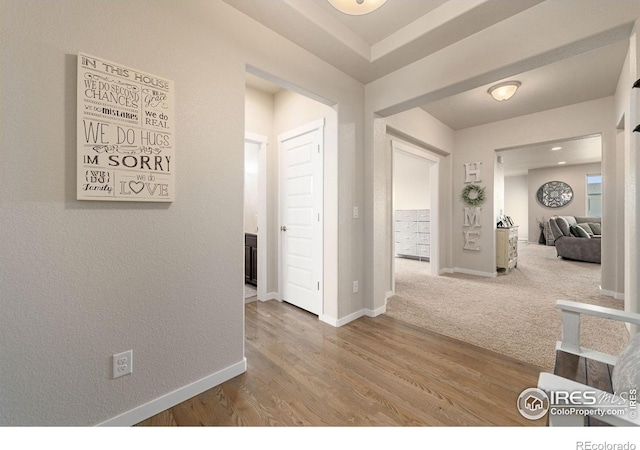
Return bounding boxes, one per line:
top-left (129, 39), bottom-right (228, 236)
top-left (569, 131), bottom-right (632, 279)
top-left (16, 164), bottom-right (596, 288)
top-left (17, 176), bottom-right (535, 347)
top-left (386, 243), bottom-right (629, 371)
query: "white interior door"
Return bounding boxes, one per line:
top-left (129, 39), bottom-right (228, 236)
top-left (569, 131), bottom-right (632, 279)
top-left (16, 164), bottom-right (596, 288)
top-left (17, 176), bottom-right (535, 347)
top-left (279, 120), bottom-right (323, 316)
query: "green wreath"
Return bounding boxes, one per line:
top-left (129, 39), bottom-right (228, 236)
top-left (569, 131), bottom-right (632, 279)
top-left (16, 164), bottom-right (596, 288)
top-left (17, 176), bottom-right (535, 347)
top-left (462, 184), bottom-right (485, 206)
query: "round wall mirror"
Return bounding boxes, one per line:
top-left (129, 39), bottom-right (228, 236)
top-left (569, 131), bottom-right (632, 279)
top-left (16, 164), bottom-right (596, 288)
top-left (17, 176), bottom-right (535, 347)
top-left (536, 181), bottom-right (573, 208)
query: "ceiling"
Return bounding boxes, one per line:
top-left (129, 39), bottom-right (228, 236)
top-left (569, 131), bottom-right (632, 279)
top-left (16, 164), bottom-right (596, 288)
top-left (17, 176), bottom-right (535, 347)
top-left (497, 135), bottom-right (602, 177)
top-left (227, 0), bottom-right (549, 84)
top-left (233, 0), bottom-right (638, 170)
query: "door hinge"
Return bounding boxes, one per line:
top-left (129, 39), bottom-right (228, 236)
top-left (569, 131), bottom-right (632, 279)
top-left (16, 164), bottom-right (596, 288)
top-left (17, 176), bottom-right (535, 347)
top-left (317, 281), bottom-right (320, 290)
top-left (318, 213), bottom-right (320, 222)
top-left (317, 144), bottom-right (320, 154)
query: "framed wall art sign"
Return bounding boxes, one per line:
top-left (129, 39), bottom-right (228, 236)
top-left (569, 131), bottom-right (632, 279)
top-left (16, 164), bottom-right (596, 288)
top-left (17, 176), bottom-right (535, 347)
top-left (536, 181), bottom-right (573, 208)
top-left (77, 53), bottom-right (175, 202)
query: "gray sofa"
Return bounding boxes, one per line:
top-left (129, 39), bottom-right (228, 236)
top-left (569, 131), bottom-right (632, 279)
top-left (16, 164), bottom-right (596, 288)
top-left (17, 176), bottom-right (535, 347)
top-left (548, 215), bottom-right (602, 263)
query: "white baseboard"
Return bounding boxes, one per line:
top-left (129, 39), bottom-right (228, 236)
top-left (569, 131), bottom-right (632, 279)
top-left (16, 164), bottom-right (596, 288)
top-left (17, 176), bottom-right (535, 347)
top-left (385, 290), bottom-right (394, 300)
top-left (262, 292), bottom-right (279, 301)
top-left (440, 267), bottom-right (454, 275)
top-left (453, 267), bottom-right (497, 278)
top-left (321, 311), bottom-right (359, 327)
top-left (96, 359), bottom-right (247, 427)
top-left (321, 303), bottom-right (387, 328)
top-left (365, 303), bottom-right (387, 318)
top-left (599, 286), bottom-right (625, 300)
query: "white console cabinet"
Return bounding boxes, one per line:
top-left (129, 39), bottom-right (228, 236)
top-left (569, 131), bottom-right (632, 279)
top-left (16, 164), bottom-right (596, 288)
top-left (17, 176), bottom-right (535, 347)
top-left (496, 226), bottom-right (518, 272)
top-left (395, 209), bottom-right (430, 260)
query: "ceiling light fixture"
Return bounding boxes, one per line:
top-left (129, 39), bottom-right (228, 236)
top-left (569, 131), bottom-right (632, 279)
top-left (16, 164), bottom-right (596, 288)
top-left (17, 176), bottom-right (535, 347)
top-left (327, 0), bottom-right (387, 15)
top-left (558, 161), bottom-right (567, 165)
top-left (488, 81), bottom-right (521, 102)
top-left (551, 147), bottom-right (562, 151)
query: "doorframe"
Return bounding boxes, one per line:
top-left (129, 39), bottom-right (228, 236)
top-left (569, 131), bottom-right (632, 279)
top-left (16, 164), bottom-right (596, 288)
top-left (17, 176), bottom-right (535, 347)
top-left (277, 118), bottom-right (325, 316)
top-left (390, 139), bottom-right (440, 295)
top-left (245, 132), bottom-right (268, 302)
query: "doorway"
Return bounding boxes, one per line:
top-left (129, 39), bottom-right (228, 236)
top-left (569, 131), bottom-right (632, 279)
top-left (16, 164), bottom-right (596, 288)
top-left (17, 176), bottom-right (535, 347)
top-left (390, 139), bottom-right (439, 295)
top-left (244, 133), bottom-right (267, 303)
top-left (278, 120), bottom-right (324, 316)
top-left (245, 69), bottom-right (338, 323)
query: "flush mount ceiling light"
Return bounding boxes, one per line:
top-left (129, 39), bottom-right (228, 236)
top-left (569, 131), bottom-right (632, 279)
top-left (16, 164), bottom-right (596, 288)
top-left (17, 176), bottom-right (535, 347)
top-left (328, 0), bottom-right (387, 15)
top-left (551, 146), bottom-right (562, 151)
top-left (488, 81), bottom-right (521, 102)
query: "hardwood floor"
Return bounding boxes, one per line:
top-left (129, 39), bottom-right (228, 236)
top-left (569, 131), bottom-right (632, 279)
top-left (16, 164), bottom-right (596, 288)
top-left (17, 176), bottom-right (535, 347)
top-left (136, 300), bottom-right (545, 426)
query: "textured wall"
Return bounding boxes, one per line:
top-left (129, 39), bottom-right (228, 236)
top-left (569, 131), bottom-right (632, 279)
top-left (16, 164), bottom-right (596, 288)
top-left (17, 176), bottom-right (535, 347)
top-left (0, 0), bottom-right (363, 425)
top-left (393, 149), bottom-right (432, 211)
top-left (504, 175), bottom-right (529, 241)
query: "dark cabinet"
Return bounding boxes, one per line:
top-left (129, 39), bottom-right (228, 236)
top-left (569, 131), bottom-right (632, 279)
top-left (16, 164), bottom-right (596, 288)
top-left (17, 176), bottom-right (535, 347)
top-left (245, 233), bottom-right (257, 286)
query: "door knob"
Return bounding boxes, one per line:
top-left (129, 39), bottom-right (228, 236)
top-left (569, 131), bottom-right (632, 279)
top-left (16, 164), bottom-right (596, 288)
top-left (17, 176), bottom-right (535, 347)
top-left (280, 226), bottom-right (287, 232)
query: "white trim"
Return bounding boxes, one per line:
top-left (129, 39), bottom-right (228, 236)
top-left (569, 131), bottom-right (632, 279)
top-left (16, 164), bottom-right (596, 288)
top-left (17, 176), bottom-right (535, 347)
top-left (245, 132), bottom-right (267, 145)
top-left (392, 139), bottom-right (440, 163)
top-left (245, 133), bottom-right (268, 302)
top-left (452, 267), bottom-right (497, 278)
top-left (321, 304), bottom-right (387, 328)
top-left (278, 118), bottom-right (325, 143)
top-left (365, 304), bottom-right (387, 318)
top-left (319, 314), bottom-right (339, 326)
top-left (439, 267), bottom-right (454, 275)
top-left (385, 290), bottom-right (394, 300)
top-left (96, 359), bottom-right (247, 427)
top-left (264, 292), bottom-right (279, 301)
top-left (599, 286), bottom-right (625, 300)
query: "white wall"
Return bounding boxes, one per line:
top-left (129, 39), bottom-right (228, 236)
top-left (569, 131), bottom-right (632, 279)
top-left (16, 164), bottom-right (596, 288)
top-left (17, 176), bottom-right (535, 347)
top-left (364, 2), bottom-right (636, 309)
top-left (245, 86), bottom-right (277, 293)
top-left (494, 157), bottom-right (505, 228)
top-left (244, 143), bottom-right (259, 233)
top-left (245, 85), bottom-right (275, 139)
top-left (0, 0), bottom-right (364, 425)
top-left (453, 98), bottom-right (618, 285)
top-left (382, 109), bottom-right (454, 288)
top-left (393, 149), bottom-right (431, 210)
top-left (504, 175), bottom-right (529, 241)
top-left (619, 24), bottom-right (640, 332)
top-left (528, 162), bottom-right (602, 242)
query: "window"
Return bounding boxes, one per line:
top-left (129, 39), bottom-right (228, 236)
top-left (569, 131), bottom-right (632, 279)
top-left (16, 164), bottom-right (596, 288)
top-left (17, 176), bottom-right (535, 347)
top-left (586, 174), bottom-right (602, 217)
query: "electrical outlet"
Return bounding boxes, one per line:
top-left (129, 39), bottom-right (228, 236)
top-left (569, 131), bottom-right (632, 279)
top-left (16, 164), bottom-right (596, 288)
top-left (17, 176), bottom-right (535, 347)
top-left (353, 280), bottom-right (359, 294)
top-left (113, 350), bottom-right (133, 379)
top-left (353, 206), bottom-right (359, 219)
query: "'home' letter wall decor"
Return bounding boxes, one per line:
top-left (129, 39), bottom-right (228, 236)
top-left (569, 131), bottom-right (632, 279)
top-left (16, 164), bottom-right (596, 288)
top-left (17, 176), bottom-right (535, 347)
top-left (77, 53), bottom-right (175, 202)
top-left (462, 162), bottom-right (485, 251)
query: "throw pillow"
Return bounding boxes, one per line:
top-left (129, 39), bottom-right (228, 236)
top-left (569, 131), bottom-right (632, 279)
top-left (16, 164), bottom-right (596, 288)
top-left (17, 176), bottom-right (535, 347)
top-left (556, 216), bottom-right (571, 236)
top-left (570, 225), bottom-right (591, 238)
top-left (577, 222), bottom-right (594, 236)
top-left (589, 222), bottom-right (602, 235)
top-left (612, 332), bottom-right (640, 395)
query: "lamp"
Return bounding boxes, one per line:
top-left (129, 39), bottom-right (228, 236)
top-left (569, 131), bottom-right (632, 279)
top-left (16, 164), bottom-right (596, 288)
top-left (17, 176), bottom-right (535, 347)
top-left (328, 0), bottom-right (387, 15)
top-left (488, 81), bottom-right (521, 102)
